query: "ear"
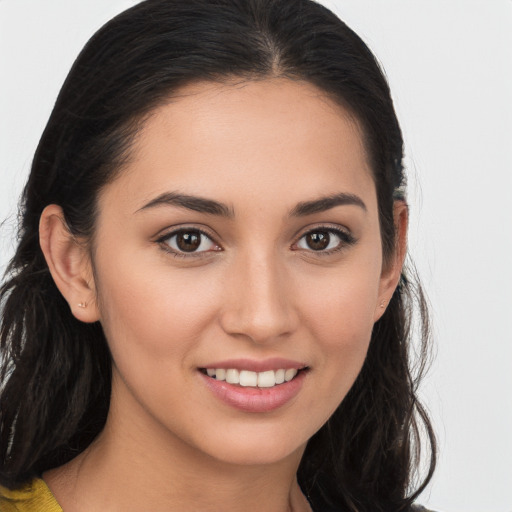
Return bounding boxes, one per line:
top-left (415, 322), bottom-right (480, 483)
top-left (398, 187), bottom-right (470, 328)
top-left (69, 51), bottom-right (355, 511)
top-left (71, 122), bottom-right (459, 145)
top-left (39, 205), bottom-right (100, 323)
top-left (374, 200), bottom-right (408, 322)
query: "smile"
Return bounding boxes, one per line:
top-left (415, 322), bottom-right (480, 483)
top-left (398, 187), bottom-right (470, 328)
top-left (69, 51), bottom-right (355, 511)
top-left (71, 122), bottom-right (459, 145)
top-left (201, 368), bottom-right (302, 388)
top-left (200, 366), bottom-right (307, 413)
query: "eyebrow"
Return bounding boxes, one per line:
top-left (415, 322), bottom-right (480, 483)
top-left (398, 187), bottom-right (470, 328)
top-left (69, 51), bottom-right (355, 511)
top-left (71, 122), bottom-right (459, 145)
top-left (290, 193), bottom-right (367, 216)
top-left (136, 191), bottom-right (366, 218)
top-left (137, 192), bottom-right (234, 217)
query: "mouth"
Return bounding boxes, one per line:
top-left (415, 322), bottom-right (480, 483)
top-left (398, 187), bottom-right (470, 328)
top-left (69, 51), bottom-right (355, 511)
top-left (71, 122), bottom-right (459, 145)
top-left (199, 367), bottom-right (308, 389)
top-left (199, 361), bottom-right (308, 412)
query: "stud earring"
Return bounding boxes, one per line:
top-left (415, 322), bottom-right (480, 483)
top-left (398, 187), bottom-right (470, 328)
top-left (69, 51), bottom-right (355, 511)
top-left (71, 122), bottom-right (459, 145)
top-left (78, 302), bottom-right (88, 309)
top-left (379, 300), bottom-right (387, 309)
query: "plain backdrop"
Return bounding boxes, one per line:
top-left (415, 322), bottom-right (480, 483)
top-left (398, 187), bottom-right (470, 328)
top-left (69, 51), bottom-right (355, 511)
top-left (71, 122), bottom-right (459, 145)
top-left (1, 1), bottom-right (511, 511)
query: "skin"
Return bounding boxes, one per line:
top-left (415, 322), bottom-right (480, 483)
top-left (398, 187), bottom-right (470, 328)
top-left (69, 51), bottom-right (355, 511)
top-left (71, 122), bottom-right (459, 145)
top-left (40, 78), bottom-right (407, 512)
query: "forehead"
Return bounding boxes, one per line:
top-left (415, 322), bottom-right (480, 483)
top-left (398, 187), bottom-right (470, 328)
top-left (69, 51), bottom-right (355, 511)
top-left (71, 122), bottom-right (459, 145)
top-left (100, 78), bottom-right (375, 214)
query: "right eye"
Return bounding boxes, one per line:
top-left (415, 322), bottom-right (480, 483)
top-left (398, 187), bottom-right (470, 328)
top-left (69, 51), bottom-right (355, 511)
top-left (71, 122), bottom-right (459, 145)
top-left (159, 229), bottom-right (221, 255)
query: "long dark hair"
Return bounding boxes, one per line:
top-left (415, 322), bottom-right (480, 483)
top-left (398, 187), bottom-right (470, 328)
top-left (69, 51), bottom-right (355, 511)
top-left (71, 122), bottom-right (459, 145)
top-left (0, 1), bottom-right (436, 510)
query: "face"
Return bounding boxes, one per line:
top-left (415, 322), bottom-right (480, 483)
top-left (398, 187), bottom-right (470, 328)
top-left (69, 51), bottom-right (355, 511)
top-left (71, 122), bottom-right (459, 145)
top-left (86, 79), bottom-right (396, 466)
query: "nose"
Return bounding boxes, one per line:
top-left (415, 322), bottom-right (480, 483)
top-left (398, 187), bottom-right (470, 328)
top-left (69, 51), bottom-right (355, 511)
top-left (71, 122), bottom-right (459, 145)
top-left (219, 250), bottom-right (299, 345)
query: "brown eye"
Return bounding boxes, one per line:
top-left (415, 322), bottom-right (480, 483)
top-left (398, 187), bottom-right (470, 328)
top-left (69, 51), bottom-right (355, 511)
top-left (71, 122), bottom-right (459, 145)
top-left (296, 228), bottom-right (354, 253)
top-left (304, 231), bottom-right (330, 251)
top-left (163, 229), bottom-right (219, 254)
top-left (176, 231), bottom-right (201, 252)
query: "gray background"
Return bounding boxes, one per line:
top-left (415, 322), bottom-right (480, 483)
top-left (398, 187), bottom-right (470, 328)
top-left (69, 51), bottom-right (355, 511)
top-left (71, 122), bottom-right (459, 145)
top-left (1, 1), bottom-right (511, 510)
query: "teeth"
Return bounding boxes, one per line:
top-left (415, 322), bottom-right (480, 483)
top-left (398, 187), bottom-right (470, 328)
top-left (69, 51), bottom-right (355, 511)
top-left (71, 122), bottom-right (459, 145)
top-left (225, 369), bottom-right (239, 384)
top-left (275, 369), bottom-right (285, 384)
top-left (207, 367), bottom-right (301, 387)
top-left (257, 370), bottom-right (276, 388)
top-left (239, 370), bottom-right (258, 387)
top-left (284, 368), bottom-right (298, 382)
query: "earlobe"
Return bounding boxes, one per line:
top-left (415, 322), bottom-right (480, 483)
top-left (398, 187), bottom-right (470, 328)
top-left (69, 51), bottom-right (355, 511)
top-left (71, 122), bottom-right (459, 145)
top-left (374, 200), bottom-right (408, 322)
top-left (39, 205), bottom-right (100, 323)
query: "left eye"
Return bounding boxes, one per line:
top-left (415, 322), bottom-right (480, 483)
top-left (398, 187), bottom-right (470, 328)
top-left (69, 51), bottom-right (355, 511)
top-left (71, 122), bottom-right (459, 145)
top-left (162, 229), bottom-right (219, 254)
top-left (296, 229), bottom-right (349, 252)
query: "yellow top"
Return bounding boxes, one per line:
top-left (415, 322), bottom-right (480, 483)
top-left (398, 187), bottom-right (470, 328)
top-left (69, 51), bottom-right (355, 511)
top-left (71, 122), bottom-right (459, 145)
top-left (0, 479), bottom-right (62, 512)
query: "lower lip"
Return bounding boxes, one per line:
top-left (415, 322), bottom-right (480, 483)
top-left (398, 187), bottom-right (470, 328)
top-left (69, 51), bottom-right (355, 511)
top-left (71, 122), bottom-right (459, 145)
top-left (200, 370), bottom-right (306, 413)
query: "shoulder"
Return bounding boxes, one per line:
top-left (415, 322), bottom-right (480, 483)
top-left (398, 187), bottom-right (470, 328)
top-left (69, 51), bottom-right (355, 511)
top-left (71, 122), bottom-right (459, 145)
top-left (0, 478), bottom-right (62, 512)
top-left (412, 505), bottom-right (438, 512)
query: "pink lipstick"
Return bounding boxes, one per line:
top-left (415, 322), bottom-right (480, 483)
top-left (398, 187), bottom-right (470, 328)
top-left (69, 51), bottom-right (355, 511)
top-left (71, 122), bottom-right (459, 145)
top-left (199, 359), bottom-right (308, 413)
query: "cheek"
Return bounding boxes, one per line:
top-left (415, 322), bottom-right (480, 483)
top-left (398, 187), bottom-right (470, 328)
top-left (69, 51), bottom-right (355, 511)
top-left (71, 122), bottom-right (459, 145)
top-left (94, 251), bottom-right (222, 361)
top-left (295, 258), bottom-right (381, 402)
top-left (304, 282), bottom-right (374, 376)
top-left (299, 261), bottom-right (381, 346)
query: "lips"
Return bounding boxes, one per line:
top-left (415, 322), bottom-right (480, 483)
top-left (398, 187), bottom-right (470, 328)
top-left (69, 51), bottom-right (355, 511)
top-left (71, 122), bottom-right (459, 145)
top-left (199, 359), bottom-right (308, 412)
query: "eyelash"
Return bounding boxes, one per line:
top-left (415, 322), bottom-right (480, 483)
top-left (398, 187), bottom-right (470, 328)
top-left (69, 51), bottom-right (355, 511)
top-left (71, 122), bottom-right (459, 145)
top-left (293, 225), bottom-right (356, 255)
top-left (156, 227), bottom-right (220, 258)
top-left (156, 225), bottom-right (356, 258)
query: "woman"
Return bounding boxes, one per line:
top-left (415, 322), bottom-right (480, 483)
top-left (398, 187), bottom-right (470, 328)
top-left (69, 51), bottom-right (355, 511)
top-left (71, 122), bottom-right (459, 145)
top-left (0, 0), bottom-right (436, 510)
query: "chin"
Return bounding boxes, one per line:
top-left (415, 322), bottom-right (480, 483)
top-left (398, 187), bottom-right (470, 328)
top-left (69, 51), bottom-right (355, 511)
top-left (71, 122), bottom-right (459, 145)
top-left (209, 440), bottom-right (305, 467)
top-left (182, 423), bottom-right (310, 468)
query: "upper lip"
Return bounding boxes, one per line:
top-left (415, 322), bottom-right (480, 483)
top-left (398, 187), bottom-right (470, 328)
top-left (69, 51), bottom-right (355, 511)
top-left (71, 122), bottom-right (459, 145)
top-left (200, 358), bottom-right (308, 372)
